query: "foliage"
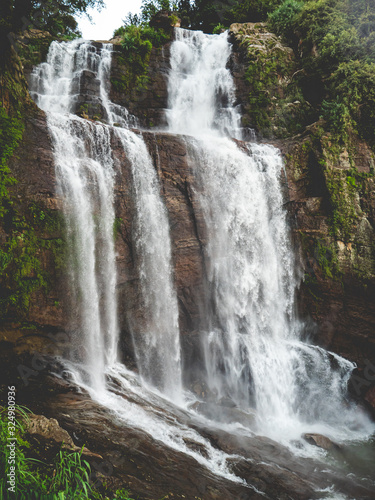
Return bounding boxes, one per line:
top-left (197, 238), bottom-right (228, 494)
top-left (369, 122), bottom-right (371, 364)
top-left (116, 0), bottom-right (179, 33)
top-left (226, 0), bottom-right (282, 24)
top-left (212, 22), bottom-right (226, 34)
top-left (320, 97), bottom-right (351, 136)
top-left (329, 60), bottom-right (375, 146)
top-left (0, 107), bottom-right (22, 218)
top-left (141, 0), bottom-right (178, 23)
top-left (1, 0), bottom-right (104, 37)
top-left (111, 23), bottom-right (171, 96)
top-left (268, 0), bottom-right (303, 43)
top-left (265, 0), bottom-right (375, 145)
top-left (121, 23), bottom-right (170, 54)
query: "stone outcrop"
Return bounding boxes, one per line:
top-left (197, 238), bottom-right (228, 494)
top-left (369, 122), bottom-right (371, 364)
top-left (24, 413), bottom-right (102, 460)
top-left (228, 22), bottom-right (304, 138)
top-left (109, 41), bottom-right (172, 128)
top-left (303, 433), bottom-right (341, 451)
top-left (277, 125), bottom-right (375, 409)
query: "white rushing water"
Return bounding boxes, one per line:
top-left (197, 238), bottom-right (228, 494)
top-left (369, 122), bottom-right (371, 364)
top-left (167, 28), bottom-right (374, 443)
top-left (31, 41), bottom-right (120, 394)
top-left (115, 129), bottom-right (183, 400)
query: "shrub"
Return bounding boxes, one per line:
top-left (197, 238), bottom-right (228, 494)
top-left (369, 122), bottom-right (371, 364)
top-left (212, 23), bottom-right (226, 34)
top-left (268, 0), bottom-right (303, 44)
top-left (329, 60), bottom-right (375, 144)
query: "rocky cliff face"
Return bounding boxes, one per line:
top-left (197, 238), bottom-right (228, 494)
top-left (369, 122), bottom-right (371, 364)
top-left (109, 42), bottom-right (171, 128)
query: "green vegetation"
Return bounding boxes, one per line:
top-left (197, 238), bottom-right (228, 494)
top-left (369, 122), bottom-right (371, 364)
top-left (17, 35), bottom-right (55, 70)
top-left (0, 406), bottom-right (134, 499)
top-left (0, 55), bottom-right (65, 320)
top-left (0, 107), bottom-right (22, 218)
top-left (111, 23), bottom-right (171, 95)
top-left (266, 0), bottom-right (375, 146)
top-left (315, 240), bottom-right (341, 279)
top-left (1, 0), bottom-right (104, 48)
top-left (268, 0), bottom-right (302, 41)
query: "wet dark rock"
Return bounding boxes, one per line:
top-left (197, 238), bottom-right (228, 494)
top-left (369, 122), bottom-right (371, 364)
top-left (7, 369), bottom-right (374, 500)
top-left (109, 43), bottom-right (172, 128)
top-left (24, 413), bottom-right (102, 461)
top-left (193, 401), bottom-right (257, 427)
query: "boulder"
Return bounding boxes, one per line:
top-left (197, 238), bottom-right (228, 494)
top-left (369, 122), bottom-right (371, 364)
top-left (24, 413), bottom-right (103, 459)
top-left (303, 433), bottom-right (341, 451)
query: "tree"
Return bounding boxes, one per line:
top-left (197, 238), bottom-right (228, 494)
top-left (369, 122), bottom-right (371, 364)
top-left (0, 0), bottom-right (104, 64)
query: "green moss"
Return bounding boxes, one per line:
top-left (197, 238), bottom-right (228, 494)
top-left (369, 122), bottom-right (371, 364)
top-left (315, 240), bottom-right (341, 279)
top-left (0, 207), bottom-right (66, 318)
top-left (325, 169), bottom-right (358, 241)
top-left (0, 58), bottom-right (65, 320)
top-left (113, 217), bottom-right (123, 239)
top-left (0, 108), bottom-right (23, 218)
top-left (17, 36), bottom-right (54, 70)
top-left (288, 128), bottom-right (375, 285)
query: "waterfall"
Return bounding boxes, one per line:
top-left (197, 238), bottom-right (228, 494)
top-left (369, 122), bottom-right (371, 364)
top-left (28, 39), bottom-right (252, 484)
top-left (167, 28), bottom-right (372, 440)
top-left (30, 40), bottom-right (182, 398)
top-left (30, 41), bottom-right (120, 393)
top-left (25, 29), bottom-right (375, 496)
top-left (167, 29), bottom-right (242, 139)
top-left (115, 129), bottom-right (182, 400)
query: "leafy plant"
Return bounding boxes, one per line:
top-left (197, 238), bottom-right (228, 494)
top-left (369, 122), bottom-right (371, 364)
top-left (268, 0), bottom-right (303, 44)
top-left (320, 97), bottom-right (351, 136)
top-left (212, 23), bottom-right (226, 34)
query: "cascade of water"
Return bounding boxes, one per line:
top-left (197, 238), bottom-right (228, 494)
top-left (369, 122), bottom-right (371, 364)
top-left (30, 39), bottom-right (182, 399)
top-left (167, 29), bottom-right (242, 139)
top-left (116, 128), bottom-right (183, 400)
top-left (27, 31), bottom-right (374, 493)
top-left (167, 28), bottom-right (373, 440)
top-left (30, 41), bottom-right (120, 392)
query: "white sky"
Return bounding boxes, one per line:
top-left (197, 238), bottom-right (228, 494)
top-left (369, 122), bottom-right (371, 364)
top-left (78, 0), bottom-right (143, 40)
